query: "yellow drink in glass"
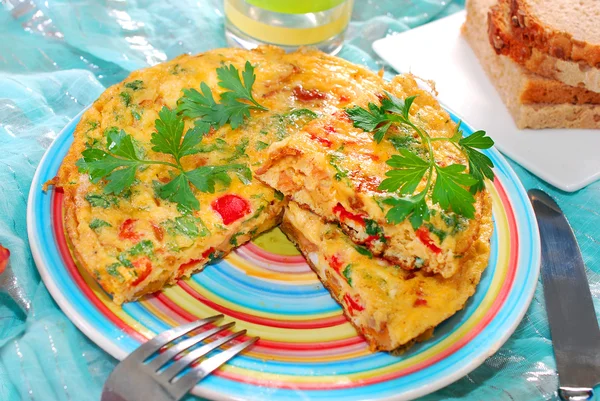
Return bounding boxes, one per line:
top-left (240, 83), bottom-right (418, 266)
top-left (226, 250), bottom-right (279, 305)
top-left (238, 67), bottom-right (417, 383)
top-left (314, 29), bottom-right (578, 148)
top-left (224, 0), bottom-right (354, 55)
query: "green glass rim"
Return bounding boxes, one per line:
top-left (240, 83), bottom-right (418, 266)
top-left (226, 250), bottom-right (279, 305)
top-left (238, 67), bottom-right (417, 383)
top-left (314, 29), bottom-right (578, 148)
top-left (244, 0), bottom-right (347, 14)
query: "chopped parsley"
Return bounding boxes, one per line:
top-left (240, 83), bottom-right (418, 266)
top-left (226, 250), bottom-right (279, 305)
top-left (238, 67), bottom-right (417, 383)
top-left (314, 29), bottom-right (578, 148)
top-left (425, 223), bottom-right (447, 243)
top-left (226, 138), bottom-right (249, 162)
top-left (106, 263), bottom-right (123, 279)
top-left (229, 232), bottom-right (245, 247)
top-left (354, 245), bottom-right (373, 259)
top-left (117, 253), bottom-right (133, 268)
top-left (84, 193), bottom-right (118, 208)
top-left (364, 219), bottom-right (386, 242)
top-left (89, 218), bottom-right (111, 231)
top-left (248, 205), bottom-right (265, 220)
top-left (124, 80), bottom-right (144, 91)
top-left (328, 153), bottom-right (348, 181)
top-left (343, 264), bottom-right (353, 286)
top-left (164, 215), bottom-right (209, 239)
top-left (119, 92), bottom-right (131, 107)
top-left (129, 239), bottom-right (154, 256)
top-left (254, 140), bottom-right (269, 151)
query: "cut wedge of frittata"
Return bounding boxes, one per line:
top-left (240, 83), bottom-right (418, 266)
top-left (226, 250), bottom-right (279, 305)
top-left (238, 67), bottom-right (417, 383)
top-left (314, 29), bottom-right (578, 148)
top-left (281, 200), bottom-right (492, 352)
top-left (257, 74), bottom-right (491, 278)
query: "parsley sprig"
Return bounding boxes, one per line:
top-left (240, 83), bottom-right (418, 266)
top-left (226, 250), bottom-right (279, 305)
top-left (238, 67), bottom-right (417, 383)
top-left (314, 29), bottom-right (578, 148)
top-left (346, 92), bottom-right (494, 229)
top-left (177, 61), bottom-right (267, 132)
top-left (78, 62), bottom-right (267, 211)
top-left (78, 107), bottom-right (252, 211)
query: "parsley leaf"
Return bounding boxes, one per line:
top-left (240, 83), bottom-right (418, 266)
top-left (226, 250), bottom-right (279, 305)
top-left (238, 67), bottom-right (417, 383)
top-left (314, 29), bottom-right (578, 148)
top-left (217, 61), bottom-right (267, 111)
top-left (79, 129), bottom-right (144, 195)
top-left (381, 92), bottom-right (416, 120)
top-left (459, 130), bottom-right (494, 193)
top-left (378, 149), bottom-right (429, 195)
top-left (384, 196), bottom-right (430, 230)
top-left (85, 193), bottom-right (118, 208)
top-left (151, 107), bottom-right (186, 159)
top-left (432, 164), bottom-right (478, 218)
top-left (177, 62), bottom-right (267, 131)
top-left (329, 153), bottom-right (348, 181)
top-left (346, 103), bottom-right (391, 143)
top-left (186, 164), bottom-right (251, 193)
top-left (151, 107), bottom-right (206, 162)
top-left (177, 82), bottom-right (222, 130)
top-left (156, 174), bottom-right (199, 211)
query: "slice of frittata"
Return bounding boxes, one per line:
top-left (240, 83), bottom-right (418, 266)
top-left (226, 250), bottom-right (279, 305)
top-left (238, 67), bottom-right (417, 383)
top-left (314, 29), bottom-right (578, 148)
top-left (257, 74), bottom-right (490, 278)
top-left (281, 200), bottom-right (492, 352)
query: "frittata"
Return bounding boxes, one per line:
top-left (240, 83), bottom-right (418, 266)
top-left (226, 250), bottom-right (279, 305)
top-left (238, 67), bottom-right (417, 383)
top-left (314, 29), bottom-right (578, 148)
top-left (257, 74), bottom-right (490, 278)
top-left (281, 200), bottom-right (493, 352)
top-left (53, 46), bottom-right (394, 304)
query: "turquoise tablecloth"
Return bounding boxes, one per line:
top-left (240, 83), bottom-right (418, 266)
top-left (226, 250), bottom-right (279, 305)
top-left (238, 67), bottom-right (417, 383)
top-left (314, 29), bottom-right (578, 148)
top-left (1, 0), bottom-right (599, 400)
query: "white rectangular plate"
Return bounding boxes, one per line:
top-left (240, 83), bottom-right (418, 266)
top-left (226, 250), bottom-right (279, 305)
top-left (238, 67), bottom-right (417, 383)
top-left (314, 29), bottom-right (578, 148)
top-left (372, 11), bottom-right (600, 192)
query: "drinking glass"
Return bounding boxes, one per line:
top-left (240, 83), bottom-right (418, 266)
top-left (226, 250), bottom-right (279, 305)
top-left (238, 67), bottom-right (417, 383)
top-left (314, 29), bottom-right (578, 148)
top-left (224, 0), bottom-right (354, 55)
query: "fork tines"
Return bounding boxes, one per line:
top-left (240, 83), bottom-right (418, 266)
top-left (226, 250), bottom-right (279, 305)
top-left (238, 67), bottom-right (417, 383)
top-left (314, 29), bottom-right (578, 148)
top-left (133, 315), bottom-right (257, 392)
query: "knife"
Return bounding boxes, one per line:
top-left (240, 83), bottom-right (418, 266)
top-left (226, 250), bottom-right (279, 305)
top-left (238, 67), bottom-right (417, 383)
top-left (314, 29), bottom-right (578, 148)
top-left (529, 189), bottom-right (600, 401)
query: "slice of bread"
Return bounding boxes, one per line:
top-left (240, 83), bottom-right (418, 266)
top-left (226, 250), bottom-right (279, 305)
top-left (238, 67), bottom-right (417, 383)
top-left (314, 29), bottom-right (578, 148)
top-left (508, 0), bottom-right (600, 68)
top-left (464, 0), bottom-right (600, 129)
top-left (489, 0), bottom-right (600, 94)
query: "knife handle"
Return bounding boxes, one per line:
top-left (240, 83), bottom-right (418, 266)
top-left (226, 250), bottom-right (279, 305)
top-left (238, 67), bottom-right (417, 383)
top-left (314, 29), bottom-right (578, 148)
top-left (559, 387), bottom-right (594, 401)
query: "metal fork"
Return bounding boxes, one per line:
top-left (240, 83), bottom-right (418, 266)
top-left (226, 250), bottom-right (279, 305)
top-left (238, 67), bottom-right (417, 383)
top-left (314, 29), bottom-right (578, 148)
top-left (101, 315), bottom-right (258, 401)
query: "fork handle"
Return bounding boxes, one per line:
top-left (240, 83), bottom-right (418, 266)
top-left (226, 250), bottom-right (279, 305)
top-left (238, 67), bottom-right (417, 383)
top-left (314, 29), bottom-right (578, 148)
top-left (101, 388), bottom-right (131, 401)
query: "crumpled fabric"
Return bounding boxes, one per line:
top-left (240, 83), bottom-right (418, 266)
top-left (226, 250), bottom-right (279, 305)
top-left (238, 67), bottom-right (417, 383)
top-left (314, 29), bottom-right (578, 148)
top-left (0, 0), bottom-right (598, 400)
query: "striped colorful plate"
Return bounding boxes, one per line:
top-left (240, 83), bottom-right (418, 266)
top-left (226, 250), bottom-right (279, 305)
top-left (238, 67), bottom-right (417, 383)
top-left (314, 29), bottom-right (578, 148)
top-left (28, 108), bottom-right (540, 401)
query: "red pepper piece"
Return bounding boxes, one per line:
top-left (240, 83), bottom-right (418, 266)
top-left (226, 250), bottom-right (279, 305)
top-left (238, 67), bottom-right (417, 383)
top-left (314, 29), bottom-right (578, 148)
top-left (343, 293), bottom-right (365, 316)
top-left (414, 298), bottom-right (428, 307)
top-left (332, 203), bottom-right (366, 226)
top-left (309, 134), bottom-right (333, 148)
top-left (178, 258), bottom-right (202, 275)
top-left (323, 124), bottom-right (336, 134)
top-left (328, 254), bottom-right (344, 275)
top-left (364, 235), bottom-right (382, 246)
top-left (119, 219), bottom-right (141, 242)
top-left (211, 194), bottom-right (251, 225)
top-left (416, 227), bottom-right (442, 254)
top-left (293, 85), bottom-right (326, 101)
top-left (131, 257), bottom-right (152, 286)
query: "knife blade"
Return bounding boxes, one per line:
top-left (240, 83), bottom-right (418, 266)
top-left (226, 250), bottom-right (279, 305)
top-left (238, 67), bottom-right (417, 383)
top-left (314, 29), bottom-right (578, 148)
top-left (529, 189), bottom-right (600, 401)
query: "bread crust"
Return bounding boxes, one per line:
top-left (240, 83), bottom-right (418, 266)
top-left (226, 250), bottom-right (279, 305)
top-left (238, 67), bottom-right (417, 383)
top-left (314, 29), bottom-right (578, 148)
top-left (508, 0), bottom-right (600, 68)
top-left (488, 0), bottom-right (600, 95)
